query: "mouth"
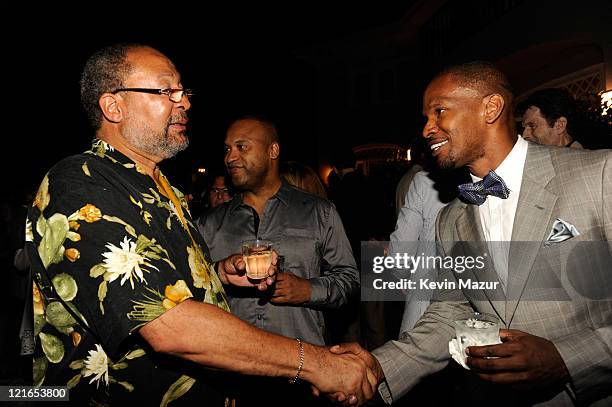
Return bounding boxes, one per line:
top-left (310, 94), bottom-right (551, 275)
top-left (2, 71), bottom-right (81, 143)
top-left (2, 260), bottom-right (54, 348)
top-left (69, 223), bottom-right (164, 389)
top-left (169, 117), bottom-right (189, 130)
top-left (227, 166), bottom-right (243, 174)
top-left (429, 139), bottom-right (448, 152)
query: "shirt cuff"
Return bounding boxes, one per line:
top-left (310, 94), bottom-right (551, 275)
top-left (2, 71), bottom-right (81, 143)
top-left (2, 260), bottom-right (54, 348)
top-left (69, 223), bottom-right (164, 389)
top-left (371, 342), bottom-right (407, 405)
top-left (304, 278), bottom-right (328, 306)
top-left (377, 379), bottom-right (393, 405)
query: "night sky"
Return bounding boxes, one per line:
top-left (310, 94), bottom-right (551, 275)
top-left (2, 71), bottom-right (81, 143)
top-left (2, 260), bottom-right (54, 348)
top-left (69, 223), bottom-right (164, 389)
top-left (9, 2), bottom-right (610, 200)
top-left (7, 4), bottom-right (414, 197)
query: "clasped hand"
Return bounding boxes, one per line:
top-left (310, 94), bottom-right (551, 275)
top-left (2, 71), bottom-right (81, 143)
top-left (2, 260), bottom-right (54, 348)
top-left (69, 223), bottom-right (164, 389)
top-left (311, 343), bottom-right (384, 406)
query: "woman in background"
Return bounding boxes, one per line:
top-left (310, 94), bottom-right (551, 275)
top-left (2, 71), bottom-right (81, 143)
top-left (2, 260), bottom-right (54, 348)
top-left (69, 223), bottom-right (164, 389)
top-left (280, 161), bottom-right (327, 199)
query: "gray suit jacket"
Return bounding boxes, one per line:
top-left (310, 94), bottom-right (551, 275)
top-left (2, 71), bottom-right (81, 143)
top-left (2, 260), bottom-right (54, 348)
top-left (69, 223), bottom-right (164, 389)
top-left (373, 143), bottom-right (612, 406)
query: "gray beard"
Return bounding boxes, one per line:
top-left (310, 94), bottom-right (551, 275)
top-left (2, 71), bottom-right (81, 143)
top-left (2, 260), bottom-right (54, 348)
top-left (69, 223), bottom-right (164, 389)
top-left (123, 120), bottom-right (188, 160)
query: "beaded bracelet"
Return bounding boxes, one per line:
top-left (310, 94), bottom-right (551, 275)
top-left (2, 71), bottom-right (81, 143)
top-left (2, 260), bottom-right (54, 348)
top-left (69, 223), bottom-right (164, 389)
top-left (288, 338), bottom-right (304, 384)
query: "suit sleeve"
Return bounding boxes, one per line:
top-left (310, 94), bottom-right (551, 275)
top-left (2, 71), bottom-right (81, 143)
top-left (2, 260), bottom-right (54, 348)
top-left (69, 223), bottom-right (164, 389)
top-left (373, 206), bottom-right (472, 404)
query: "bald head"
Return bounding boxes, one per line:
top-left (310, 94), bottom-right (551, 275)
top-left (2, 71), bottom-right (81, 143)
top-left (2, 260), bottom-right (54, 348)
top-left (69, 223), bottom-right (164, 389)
top-left (224, 116), bottom-right (281, 192)
top-left (229, 116), bottom-right (279, 144)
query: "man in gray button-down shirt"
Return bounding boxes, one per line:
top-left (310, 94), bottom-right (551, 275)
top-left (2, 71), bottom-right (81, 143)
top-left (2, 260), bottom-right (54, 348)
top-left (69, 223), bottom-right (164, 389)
top-left (197, 116), bottom-right (359, 347)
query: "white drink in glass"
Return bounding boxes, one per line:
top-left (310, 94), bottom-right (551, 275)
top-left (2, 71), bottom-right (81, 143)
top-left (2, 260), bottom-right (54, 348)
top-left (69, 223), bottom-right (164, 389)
top-left (454, 312), bottom-right (501, 356)
top-left (241, 240), bottom-right (273, 279)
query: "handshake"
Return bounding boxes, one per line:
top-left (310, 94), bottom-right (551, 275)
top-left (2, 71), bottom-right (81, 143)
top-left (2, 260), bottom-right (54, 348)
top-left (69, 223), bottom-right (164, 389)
top-left (218, 253), bottom-right (385, 404)
top-left (305, 342), bottom-right (385, 406)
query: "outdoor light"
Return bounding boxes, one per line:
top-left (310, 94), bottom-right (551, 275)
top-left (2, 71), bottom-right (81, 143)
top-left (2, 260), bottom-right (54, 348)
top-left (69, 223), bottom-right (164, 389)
top-left (600, 89), bottom-right (611, 116)
top-left (320, 164), bottom-right (333, 186)
top-left (197, 167), bottom-right (207, 174)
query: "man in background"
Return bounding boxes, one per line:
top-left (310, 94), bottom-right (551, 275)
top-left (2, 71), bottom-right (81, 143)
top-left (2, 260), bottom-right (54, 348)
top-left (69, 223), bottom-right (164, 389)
top-left (198, 116), bottom-right (360, 406)
top-left (518, 87), bottom-right (584, 148)
top-left (208, 173), bottom-right (233, 208)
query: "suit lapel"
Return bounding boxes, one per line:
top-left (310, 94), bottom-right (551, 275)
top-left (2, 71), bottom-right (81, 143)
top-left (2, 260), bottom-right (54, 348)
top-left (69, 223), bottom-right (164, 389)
top-left (506, 144), bottom-right (558, 325)
top-left (456, 203), bottom-right (507, 324)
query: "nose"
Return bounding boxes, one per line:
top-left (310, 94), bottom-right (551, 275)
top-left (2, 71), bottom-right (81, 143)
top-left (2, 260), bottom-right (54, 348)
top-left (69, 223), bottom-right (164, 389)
top-left (176, 92), bottom-right (191, 111)
top-left (225, 147), bottom-right (238, 165)
top-left (422, 117), bottom-right (437, 139)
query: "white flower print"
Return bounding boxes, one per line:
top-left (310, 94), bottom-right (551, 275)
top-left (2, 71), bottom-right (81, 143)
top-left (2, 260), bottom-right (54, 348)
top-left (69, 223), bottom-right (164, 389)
top-left (82, 344), bottom-right (109, 388)
top-left (102, 237), bottom-right (158, 289)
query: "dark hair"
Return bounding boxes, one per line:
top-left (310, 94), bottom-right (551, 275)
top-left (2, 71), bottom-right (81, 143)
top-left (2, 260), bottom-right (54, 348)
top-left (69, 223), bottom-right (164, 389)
top-left (516, 88), bottom-right (577, 135)
top-left (434, 61), bottom-right (514, 104)
top-left (229, 115), bottom-right (279, 143)
top-left (200, 171), bottom-right (234, 208)
top-left (80, 43), bottom-right (142, 129)
top-left (207, 171), bottom-right (233, 194)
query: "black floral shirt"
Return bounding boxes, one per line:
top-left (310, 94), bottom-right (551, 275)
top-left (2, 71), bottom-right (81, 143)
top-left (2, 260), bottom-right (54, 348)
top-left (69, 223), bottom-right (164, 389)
top-left (26, 139), bottom-right (231, 406)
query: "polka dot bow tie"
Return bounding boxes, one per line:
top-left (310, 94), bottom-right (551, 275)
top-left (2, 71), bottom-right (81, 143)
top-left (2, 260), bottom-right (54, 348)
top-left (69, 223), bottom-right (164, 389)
top-left (457, 170), bottom-right (510, 206)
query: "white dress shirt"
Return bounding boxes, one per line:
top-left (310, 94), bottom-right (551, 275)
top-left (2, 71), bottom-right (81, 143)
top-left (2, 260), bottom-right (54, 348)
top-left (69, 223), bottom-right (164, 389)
top-left (470, 135), bottom-right (528, 290)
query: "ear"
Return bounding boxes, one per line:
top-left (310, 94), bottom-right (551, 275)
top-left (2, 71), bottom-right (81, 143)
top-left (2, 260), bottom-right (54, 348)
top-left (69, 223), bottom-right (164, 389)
top-left (269, 141), bottom-right (280, 160)
top-left (483, 94), bottom-right (505, 124)
top-left (553, 116), bottom-right (567, 134)
top-left (99, 93), bottom-right (123, 124)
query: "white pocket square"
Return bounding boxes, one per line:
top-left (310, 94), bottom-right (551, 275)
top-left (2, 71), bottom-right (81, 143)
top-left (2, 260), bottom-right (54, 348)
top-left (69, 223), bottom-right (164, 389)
top-left (545, 218), bottom-right (580, 246)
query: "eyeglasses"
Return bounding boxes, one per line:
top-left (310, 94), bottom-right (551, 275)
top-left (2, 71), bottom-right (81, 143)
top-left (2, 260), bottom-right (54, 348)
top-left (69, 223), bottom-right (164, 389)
top-left (211, 187), bottom-right (230, 195)
top-left (112, 88), bottom-right (194, 102)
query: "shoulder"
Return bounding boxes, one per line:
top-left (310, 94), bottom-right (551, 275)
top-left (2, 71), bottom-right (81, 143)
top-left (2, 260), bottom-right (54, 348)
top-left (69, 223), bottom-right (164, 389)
top-left (48, 152), bottom-right (93, 175)
top-left (438, 198), bottom-right (464, 219)
top-left (529, 145), bottom-right (611, 196)
top-left (44, 152), bottom-right (103, 192)
top-left (284, 184), bottom-right (334, 210)
top-left (197, 200), bottom-right (232, 228)
top-left (529, 143), bottom-right (611, 174)
top-left (397, 165), bottom-right (421, 187)
top-left (411, 170), bottom-right (436, 189)
top-left (551, 143), bottom-right (609, 161)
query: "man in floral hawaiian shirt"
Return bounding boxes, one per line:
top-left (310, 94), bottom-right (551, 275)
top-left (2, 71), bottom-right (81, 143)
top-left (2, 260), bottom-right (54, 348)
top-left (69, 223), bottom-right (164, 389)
top-left (26, 44), bottom-right (376, 406)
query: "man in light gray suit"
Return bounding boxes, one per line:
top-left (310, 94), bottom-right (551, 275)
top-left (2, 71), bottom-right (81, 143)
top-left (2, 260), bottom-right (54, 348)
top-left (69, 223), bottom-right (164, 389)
top-left (330, 61), bottom-right (611, 406)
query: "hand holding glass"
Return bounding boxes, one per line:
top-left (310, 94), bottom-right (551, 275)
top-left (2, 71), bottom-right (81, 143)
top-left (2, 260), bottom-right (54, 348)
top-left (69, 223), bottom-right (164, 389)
top-left (241, 239), bottom-right (273, 280)
top-left (454, 312), bottom-right (501, 356)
